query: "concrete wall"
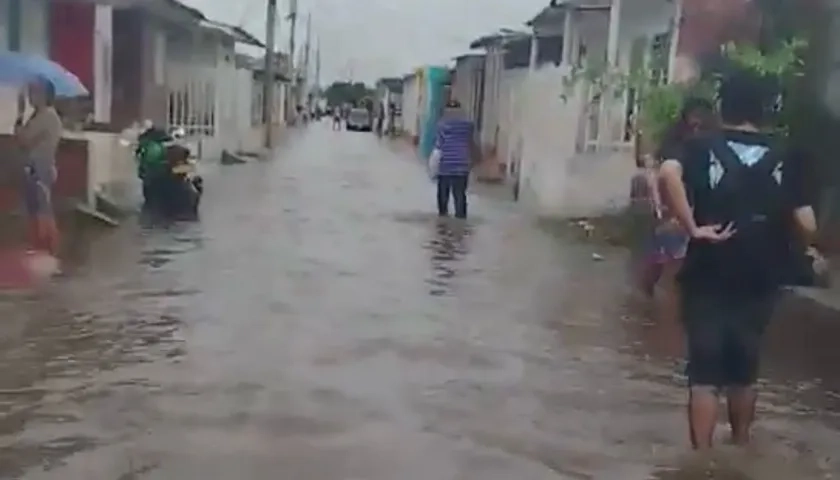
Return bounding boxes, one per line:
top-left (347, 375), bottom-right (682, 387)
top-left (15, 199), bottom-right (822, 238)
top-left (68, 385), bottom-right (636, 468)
top-left (234, 72), bottom-right (287, 153)
top-left (517, 64), bottom-right (637, 217)
top-left (451, 55), bottom-right (485, 130)
top-left (497, 67), bottom-right (528, 176)
top-left (518, 65), bottom-right (586, 214)
top-left (512, 0), bottom-right (677, 217)
top-left (93, 5), bottom-right (113, 123)
top-left (401, 75), bottom-right (420, 139)
top-left (83, 130), bottom-right (138, 208)
top-left (478, 47), bottom-right (504, 152)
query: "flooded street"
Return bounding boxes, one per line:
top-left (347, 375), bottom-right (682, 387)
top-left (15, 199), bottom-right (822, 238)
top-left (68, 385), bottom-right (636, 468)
top-left (1, 123), bottom-right (840, 479)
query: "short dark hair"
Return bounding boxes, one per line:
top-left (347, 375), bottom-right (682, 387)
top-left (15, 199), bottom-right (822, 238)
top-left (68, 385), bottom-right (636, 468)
top-left (718, 70), bottom-right (771, 126)
top-left (681, 97), bottom-right (714, 120)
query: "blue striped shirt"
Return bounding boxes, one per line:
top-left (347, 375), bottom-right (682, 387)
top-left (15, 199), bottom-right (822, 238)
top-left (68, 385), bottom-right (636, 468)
top-left (435, 119), bottom-right (474, 175)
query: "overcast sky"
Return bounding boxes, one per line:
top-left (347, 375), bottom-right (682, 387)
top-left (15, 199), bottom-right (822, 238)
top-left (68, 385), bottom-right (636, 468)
top-left (182, 0), bottom-right (548, 84)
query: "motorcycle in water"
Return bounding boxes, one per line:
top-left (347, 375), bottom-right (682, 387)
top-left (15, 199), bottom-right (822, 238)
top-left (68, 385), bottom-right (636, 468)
top-left (135, 125), bottom-right (203, 219)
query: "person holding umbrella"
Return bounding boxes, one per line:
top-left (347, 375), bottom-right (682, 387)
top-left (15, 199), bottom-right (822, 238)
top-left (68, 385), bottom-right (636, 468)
top-left (14, 77), bottom-right (63, 258)
top-left (0, 52), bottom-right (86, 271)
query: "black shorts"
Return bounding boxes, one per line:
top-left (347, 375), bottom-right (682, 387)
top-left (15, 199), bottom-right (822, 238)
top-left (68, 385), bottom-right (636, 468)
top-left (682, 289), bottom-right (778, 387)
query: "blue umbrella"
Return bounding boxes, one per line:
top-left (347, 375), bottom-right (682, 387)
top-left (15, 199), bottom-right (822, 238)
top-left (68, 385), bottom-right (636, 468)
top-left (0, 51), bottom-right (88, 97)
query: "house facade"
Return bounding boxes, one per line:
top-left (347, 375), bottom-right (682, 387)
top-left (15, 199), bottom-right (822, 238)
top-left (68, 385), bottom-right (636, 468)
top-left (240, 52), bottom-right (290, 152)
top-left (468, 36), bottom-right (507, 179)
top-left (450, 53), bottom-right (485, 140)
top-left (375, 77), bottom-right (403, 133)
top-left (0, 0), bottom-right (270, 216)
top-left (400, 71), bottom-right (421, 143)
top-left (512, 0), bottom-right (747, 217)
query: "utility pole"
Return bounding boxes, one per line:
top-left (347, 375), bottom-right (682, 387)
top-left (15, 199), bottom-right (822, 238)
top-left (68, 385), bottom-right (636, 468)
top-left (303, 13), bottom-right (312, 92)
top-left (314, 40), bottom-right (321, 96)
top-left (302, 13), bottom-right (312, 112)
top-left (287, 0), bottom-right (298, 121)
top-left (262, 0), bottom-right (278, 148)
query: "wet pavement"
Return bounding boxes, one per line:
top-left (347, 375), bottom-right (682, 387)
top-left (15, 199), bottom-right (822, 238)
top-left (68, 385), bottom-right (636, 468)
top-left (1, 123), bottom-right (840, 479)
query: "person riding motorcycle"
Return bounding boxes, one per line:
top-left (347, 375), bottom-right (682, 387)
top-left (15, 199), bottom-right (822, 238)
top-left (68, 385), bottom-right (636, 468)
top-left (135, 127), bottom-right (171, 210)
top-left (134, 126), bottom-right (201, 217)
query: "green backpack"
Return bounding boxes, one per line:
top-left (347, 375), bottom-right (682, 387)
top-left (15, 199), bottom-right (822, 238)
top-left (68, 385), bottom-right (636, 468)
top-left (136, 140), bottom-right (167, 179)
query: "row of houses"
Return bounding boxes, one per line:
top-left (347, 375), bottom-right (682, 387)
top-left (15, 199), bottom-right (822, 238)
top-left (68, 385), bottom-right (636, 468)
top-left (390, 0), bottom-right (840, 218)
top-left (0, 0), bottom-right (292, 215)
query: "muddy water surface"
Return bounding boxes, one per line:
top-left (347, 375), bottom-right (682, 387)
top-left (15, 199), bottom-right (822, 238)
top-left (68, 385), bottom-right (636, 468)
top-left (0, 124), bottom-right (839, 479)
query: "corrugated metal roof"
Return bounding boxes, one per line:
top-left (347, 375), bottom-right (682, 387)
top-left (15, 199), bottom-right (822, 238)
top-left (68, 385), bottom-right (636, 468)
top-left (526, 0), bottom-right (612, 27)
top-left (56, 0), bottom-right (263, 47)
top-left (468, 31), bottom-right (529, 50)
top-left (199, 19), bottom-right (265, 47)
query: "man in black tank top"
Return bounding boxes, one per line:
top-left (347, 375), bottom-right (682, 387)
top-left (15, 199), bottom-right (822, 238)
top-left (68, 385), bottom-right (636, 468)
top-left (659, 71), bottom-right (821, 450)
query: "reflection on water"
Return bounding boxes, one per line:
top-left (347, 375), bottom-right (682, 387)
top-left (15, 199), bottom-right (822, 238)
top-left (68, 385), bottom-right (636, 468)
top-left (425, 219), bottom-right (472, 296)
top-left (0, 219), bottom-right (193, 477)
top-left (0, 126), bottom-right (838, 479)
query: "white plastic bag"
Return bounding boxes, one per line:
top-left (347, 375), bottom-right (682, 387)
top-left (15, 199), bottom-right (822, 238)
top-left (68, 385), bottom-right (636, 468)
top-left (428, 148), bottom-right (441, 179)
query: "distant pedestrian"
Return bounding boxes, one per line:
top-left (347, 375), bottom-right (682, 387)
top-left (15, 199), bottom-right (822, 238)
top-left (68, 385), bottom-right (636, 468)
top-left (14, 77), bottom-right (62, 260)
top-left (387, 102), bottom-right (396, 136)
top-left (628, 152), bottom-right (662, 296)
top-left (432, 100), bottom-right (476, 219)
top-left (638, 98), bottom-right (715, 298)
top-left (332, 111), bottom-right (342, 130)
top-left (375, 108), bottom-right (385, 137)
top-left (660, 71), bottom-right (824, 450)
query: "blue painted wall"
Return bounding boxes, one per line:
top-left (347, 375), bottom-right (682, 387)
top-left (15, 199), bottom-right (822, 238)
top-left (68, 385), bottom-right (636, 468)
top-left (418, 66), bottom-right (449, 159)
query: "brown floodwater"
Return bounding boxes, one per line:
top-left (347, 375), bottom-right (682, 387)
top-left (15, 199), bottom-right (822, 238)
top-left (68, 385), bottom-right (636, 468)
top-left (0, 123), bottom-right (838, 479)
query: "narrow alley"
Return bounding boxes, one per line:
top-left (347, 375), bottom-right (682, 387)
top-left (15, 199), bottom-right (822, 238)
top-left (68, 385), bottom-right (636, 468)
top-left (0, 124), bottom-right (838, 479)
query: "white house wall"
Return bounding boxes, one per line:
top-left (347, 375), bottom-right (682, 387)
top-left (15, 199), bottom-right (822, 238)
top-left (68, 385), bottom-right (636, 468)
top-left (208, 40), bottom-right (238, 158)
top-left (518, 65), bottom-right (587, 214)
top-left (451, 57), bottom-right (484, 128)
top-left (401, 76), bottom-right (419, 137)
top-left (479, 48), bottom-right (504, 149)
top-left (94, 5), bottom-right (113, 123)
top-left (516, 0), bottom-right (677, 216)
top-left (451, 62), bottom-right (471, 109)
top-left (497, 67), bottom-right (528, 173)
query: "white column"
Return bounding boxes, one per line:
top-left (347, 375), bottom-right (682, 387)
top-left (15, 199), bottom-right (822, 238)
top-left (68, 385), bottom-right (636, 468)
top-left (529, 32), bottom-right (539, 71)
top-left (606, 0), bottom-right (622, 68)
top-left (570, 13), bottom-right (581, 66)
top-left (561, 9), bottom-right (574, 65)
top-left (667, 0), bottom-right (684, 83)
top-left (598, 0), bottom-right (623, 147)
top-left (93, 5), bottom-right (113, 123)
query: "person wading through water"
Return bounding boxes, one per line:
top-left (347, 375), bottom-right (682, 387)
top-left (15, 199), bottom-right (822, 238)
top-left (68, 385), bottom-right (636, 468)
top-left (637, 99), bottom-right (715, 320)
top-left (660, 71), bottom-right (824, 449)
top-left (432, 99), bottom-right (477, 219)
top-left (14, 77), bottom-right (62, 261)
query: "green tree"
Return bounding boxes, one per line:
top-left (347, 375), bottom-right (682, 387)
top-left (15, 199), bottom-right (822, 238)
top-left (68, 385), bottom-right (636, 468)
top-left (324, 81), bottom-right (374, 107)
